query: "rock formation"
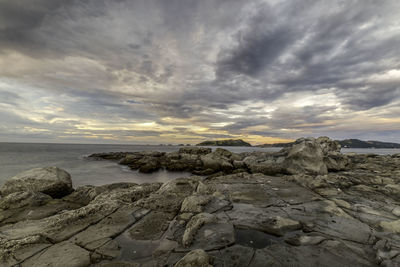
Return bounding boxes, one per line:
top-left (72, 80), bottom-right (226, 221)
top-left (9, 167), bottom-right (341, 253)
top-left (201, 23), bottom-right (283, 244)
top-left (0, 167), bottom-right (73, 198)
top-left (1, 137), bottom-right (399, 266)
top-left (90, 136), bottom-right (349, 176)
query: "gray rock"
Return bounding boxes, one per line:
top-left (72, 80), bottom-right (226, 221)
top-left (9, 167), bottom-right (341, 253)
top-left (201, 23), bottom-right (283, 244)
top-left (71, 205), bottom-right (148, 250)
top-left (187, 219), bottom-right (235, 251)
top-left (97, 261), bottom-right (140, 267)
top-left (178, 147), bottom-right (212, 155)
top-left (0, 235), bottom-right (51, 266)
top-left (316, 136), bottom-right (342, 153)
top-left (0, 167), bottom-right (73, 198)
top-left (174, 249), bottom-right (213, 267)
top-left (181, 195), bottom-right (213, 213)
top-left (249, 241), bottom-right (373, 267)
top-left (3, 140), bottom-right (400, 266)
top-left (0, 196), bottom-right (82, 226)
top-left (285, 234), bottom-right (327, 246)
top-left (182, 213), bottom-right (217, 247)
top-left (282, 138), bottom-right (328, 175)
top-left (136, 178), bottom-right (198, 212)
top-left (21, 241), bottom-right (90, 267)
top-left (128, 210), bottom-right (175, 240)
top-left (219, 245), bottom-right (254, 267)
top-left (325, 153), bottom-right (349, 171)
top-left (0, 191), bottom-right (52, 210)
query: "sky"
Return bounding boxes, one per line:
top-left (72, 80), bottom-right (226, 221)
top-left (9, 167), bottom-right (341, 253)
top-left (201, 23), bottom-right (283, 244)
top-left (0, 0), bottom-right (400, 145)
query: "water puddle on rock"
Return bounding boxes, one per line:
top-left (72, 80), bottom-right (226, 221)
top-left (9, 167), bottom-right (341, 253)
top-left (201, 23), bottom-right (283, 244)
top-left (114, 231), bottom-right (159, 261)
top-left (234, 229), bottom-right (282, 249)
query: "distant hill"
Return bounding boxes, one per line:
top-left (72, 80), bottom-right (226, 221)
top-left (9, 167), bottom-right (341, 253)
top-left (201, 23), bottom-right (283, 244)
top-left (339, 139), bottom-right (400, 148)
top-left (258, 139), bottom-right (400, 149)
top-left (196, 139), bottom-right (252, 147)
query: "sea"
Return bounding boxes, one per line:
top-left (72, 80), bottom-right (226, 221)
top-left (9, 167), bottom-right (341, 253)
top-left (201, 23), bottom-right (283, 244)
top-left (1, 142), bottom-right (399, 187)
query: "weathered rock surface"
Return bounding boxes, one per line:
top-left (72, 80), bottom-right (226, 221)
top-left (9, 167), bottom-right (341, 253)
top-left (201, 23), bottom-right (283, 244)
top-left (2, 136), bottom-right (400, 266)
top-left (174, 249), bottom-right (213, 267)
top-left (21, 241), bottom-right (90, 267)
top-left (0, 167), bottom-right (73, 198)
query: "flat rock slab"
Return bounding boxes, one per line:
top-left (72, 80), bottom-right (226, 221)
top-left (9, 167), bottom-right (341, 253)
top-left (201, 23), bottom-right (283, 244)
top-left (128, 210), bottom-right (175, 240)
top-left (71, 205), bottom-right (148, 250)
top-left (227, 203), bottom-right (301, 236)
top-left (307, 215), bottom-right (374, 244)
top-left (180, 220), bottom-right (235, 251)
top-left (209, 173), bottom-right (320, 205)
top-left (21, 241), bottom-right (90, 267)
top-left (218, 245), bottom-right (255, 267)
top-left (0, 199), bottom-right (82, 226)
top-left (0, 235), bottom-right (51, 266)
top-left (0, 199), bottom-right (120, 243)
top-left (249, 241), bottom-right (373, 267)
top-left (113, 233), bottom-right (160, 262)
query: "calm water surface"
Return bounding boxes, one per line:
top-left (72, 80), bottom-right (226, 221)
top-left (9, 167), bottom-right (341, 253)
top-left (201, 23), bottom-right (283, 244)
top-left (1, 143), bottom-right (399, 187)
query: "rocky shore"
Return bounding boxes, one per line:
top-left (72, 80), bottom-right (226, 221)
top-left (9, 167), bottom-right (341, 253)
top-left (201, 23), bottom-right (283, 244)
top-left (1, 137), bottom-right (400, 266)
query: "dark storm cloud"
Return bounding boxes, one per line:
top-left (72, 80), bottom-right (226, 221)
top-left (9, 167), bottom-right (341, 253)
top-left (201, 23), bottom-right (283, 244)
top-left (212, 0), bottom-right (400, 111)
top-left (1, 0), bottom-right (400, 143)
top-left (216, 3), bottom-right (294, 78)
top-left (340, 87), bottom-right (400, 110)
top-left (0, 0), bottom-right (75, 56)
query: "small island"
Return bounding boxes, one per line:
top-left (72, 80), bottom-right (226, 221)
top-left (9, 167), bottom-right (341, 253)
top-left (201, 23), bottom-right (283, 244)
top-left (196, 139), bottom-right (252, 147)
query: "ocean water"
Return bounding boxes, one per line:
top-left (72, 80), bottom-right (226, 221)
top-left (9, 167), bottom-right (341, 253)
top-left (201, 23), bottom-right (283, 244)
top-left (1, 143), bottom-right (399, 187)
top-left (0, 143), bottom-right (188, 187)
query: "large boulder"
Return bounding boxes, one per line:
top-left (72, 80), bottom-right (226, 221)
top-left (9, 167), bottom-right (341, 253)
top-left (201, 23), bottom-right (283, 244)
top-left (0, 167), bottom-right (74, 198)
top-left (282, 138), bottom-right (328, 175)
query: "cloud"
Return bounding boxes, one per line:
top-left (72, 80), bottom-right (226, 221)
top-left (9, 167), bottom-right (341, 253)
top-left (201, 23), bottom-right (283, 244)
top-left (0, 0), bottom-right (400, 143)
top-left (216, 3), bottom-right (295, 78)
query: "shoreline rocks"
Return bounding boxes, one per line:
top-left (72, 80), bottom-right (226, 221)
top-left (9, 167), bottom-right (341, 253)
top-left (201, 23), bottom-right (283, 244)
top-left (89, 136), bottom-right (349, 177)
top-left (1, 137), bottom-right (400, 266)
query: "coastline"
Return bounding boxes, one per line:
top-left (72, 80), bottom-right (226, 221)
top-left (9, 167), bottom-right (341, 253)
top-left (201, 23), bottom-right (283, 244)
top-left (1, 137), bottom-right (400, 266)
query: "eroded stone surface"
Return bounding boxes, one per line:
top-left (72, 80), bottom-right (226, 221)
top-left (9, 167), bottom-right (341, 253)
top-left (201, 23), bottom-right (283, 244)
top-left (21, 241), bottom-right (90, 267)
top-left (2, 137), bottom-right (400, 266)
top-left (174, 249), bottom-right (213, 267)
